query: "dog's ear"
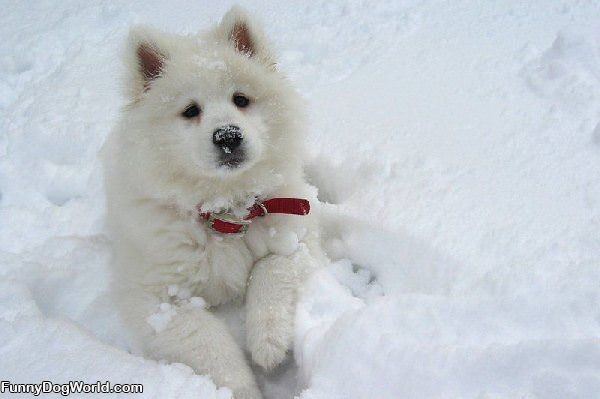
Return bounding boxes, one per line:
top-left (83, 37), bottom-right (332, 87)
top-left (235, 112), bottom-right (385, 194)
top-left (125, 26), bottom-right (170, 98)
top-left (215, 6), bottom-right (276, 70)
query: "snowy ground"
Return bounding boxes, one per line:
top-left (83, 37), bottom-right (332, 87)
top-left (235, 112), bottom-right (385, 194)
top-left (1, 1), bottom-right (599, 398)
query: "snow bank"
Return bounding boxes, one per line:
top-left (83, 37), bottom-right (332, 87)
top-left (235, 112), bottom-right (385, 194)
top-left (0, 282), bottom-right (231, 399)
top-left (1, 1), bottom-right (599, 398)
top-left (296, 1), bottom-right (600, 398)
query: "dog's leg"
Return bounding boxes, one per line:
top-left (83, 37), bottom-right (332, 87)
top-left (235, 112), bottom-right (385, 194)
top-left (149, 305), bottom-right (262, 399)
top-left (122, 291), bottom-right (262, 399)
top-left (113, 204), bottom-right (260, 398)
top-left (246, 246), bottom-right (317, 371)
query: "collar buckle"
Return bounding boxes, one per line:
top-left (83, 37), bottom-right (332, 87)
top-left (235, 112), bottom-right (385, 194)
top-left (207, 212), bottom-right (252, 225)
top-left (205, 212), bottom-right (251, 235)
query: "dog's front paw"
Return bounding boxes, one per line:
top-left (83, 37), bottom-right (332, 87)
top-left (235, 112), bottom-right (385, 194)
top-left (250, 336), bottom-right (288, 372)
top-left (246, 310), bottom-right (292, 371)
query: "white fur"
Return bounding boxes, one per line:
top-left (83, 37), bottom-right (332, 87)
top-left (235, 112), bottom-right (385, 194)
top-left (102, 7), bottom-right (325, 399)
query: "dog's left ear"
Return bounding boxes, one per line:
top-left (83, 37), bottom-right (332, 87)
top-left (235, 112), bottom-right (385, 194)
top-left (215, 6), bottom-right (276, 70)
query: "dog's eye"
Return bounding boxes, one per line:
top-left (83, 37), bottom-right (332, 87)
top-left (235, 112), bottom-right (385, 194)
top-left (181, 103), bottom-right (200, 119)
top-left (232, 93), bottom-right (250, 108)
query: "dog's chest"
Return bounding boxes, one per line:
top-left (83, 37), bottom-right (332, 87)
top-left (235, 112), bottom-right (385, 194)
top-left (186, 229), bottom-right (255, 307)
top-left (169, 208), bottom-right (303, 306)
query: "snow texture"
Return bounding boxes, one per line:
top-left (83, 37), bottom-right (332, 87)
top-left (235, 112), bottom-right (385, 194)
top-left (1, 1), bottom-right (599, 398)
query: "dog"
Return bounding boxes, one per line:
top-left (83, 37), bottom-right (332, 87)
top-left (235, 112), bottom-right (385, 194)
top-left (102, 7), bottom-right (325, 399)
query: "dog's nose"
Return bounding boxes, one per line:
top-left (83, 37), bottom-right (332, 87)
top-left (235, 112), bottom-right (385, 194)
top-left (213, 125), bottom-right (243, 151)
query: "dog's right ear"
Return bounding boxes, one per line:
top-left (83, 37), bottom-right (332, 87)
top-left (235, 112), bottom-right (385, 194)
top-left (125, 27), bottom-right (170, 98)
top-left (214, 7), bottom-right (277, 70)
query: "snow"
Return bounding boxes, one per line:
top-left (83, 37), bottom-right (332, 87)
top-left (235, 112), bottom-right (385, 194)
top-left (146, 303), bottom-right (178, 334)
top-left (1, 1), bottom-right (599, 398)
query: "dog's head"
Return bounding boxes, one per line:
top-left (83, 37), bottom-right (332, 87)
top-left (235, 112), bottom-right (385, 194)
top-left (122, 7), bottom-right (303, 186)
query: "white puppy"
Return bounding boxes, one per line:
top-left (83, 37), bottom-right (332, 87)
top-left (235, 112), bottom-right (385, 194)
top-left (102, 7), bottom-right (325, 399)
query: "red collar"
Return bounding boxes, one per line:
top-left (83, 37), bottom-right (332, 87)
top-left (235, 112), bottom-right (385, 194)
top-left (198, 198), bottom-right (310, 234)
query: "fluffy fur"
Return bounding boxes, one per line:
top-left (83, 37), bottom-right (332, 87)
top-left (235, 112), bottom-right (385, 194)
top-left (102, 7), bottom-right (325, 399)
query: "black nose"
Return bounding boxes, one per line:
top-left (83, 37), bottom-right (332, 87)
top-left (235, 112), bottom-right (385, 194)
top-left (213, 125), bottom-right (243, 151)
